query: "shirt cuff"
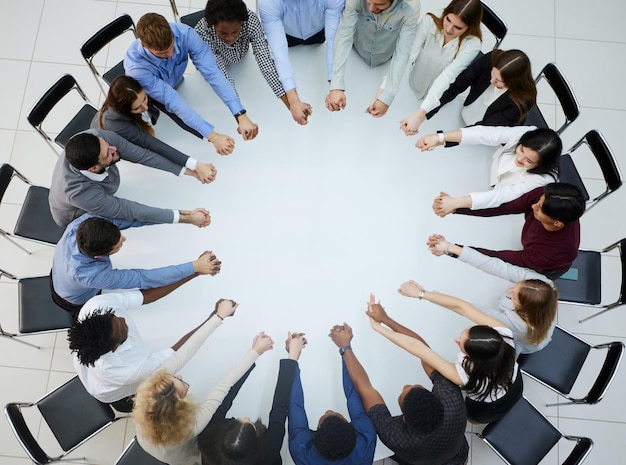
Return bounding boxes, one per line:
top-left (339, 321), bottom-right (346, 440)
top-left (185, 157), bottom-right (198, 171)
top-left (173, 210), bottom-right (180, 223)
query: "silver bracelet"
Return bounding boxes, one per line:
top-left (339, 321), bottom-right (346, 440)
top-left (418, 289), bottom-right (425, 300)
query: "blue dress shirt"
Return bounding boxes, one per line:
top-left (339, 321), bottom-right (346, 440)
top-left (124, 22), bottom-right (244, 139)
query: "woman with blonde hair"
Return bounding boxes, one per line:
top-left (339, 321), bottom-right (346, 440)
top-left (400, 48), bottom-right (537, 135)
top-left (375, 0), bottom-right (482, 118)
top-left (134, 332), bottom-right (275, 464)
top-left (426, 234), bottom-right (558, 354)
top-left (93, 75), bottom-right (217, 183)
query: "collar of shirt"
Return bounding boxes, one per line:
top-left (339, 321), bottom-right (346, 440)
top-left (80, 168), bottom-right (109, 182)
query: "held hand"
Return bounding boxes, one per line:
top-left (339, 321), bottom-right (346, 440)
top-left (194, 163), bottom-right (217, 184)
top-left (211, 134), bottom-right (235, 155)
top-left (252, 331), bottom-right (274, 355)
top-left (415, 134), bottom-right (441, 151)
top-left (189, 208), bottom-right (211, 227)
top-left (399, 109), bottom-right (426, 136)
top-left (290, 100), bottom-right (313, 125)
top-left (329, 322), bottom-right (353, 347)
top-left (365, 99), bottom-right (389, 118)
top-left (398, 280), bottom-right (424, 298)
top-left (215, 298), bottom-right (238, 318)
top-left (236, 114), bottom-right (259, 141)
top-left (366, 293), bottom-right (388, 322)
top-left (193, 251), bottom-right (222, 275)
top-left (432, 192), bottom-right (456, 217)
top-left (426, 234), bottom-right (448, 256)
top-left (325, 90), bottom-right (346, 112)
top-left (286, 332), bottom-right (307, 360)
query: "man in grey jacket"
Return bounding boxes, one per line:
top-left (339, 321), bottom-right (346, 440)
top-left (49, 129), bottom-right (212, 227)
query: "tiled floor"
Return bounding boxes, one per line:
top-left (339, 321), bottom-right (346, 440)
top-left (1, 0), bottom-right (625, 464)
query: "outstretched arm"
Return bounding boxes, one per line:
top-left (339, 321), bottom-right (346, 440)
top-left (329, 323), bottom-right (384, 412)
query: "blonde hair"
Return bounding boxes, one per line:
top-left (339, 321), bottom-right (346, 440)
top-left (133, 370), bottom-right (198, 446)
top-left (515, 280), bottom-right (558, 345)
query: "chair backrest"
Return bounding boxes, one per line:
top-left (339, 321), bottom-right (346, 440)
top-left (0, 163), bottom-right (15, 203)
top-left (534, 63), bottom-right (580, 134)
top-left (559, 130), bottom-right (622, 210)
top-left (5, 376), bottom-right (117, 463)
top-left (586, 341), bottom-right (624, 404)
top-left (518, 326), bottom-right (591, 395)
top-left (181, 10), bottom-right (205, 28)
top-left (26, 74), bottom-right (98, 155)
top-left (80, 14), bottom-right (137, 96)
top-left (115, 437), bottom-right (168, 465)
top-left (480, 1), bottom-right (507, 49)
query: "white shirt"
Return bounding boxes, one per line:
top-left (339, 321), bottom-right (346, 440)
top-left (459, 125), bottom-right (556, 209)
top-left (73, 291), bottom-right (174, 403)
top-left (406, 14), bottom-right (481, 112)
top-left (461, 84), bottom-right (506, 126)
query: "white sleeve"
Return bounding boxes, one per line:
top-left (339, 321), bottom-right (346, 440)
top-left (469, 173), bottom-right (553, 210)
top-left (460, 125), bottom-right (536, 146)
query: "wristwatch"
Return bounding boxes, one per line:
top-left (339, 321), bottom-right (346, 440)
top-left (234, 109), bottom-right (247, 121)
top-left (339, 345), bottom-right (352, 356)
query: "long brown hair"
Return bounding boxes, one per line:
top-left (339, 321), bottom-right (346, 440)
top-left (491, 49), bottom-right (537, 122)
top-left (428, 0), bottom-right (483, 56)
top-left (515, 279), bottom-right (558, 344)
top-left (98, 75), bottom-right (155, 136)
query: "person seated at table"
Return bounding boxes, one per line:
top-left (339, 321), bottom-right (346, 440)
top-left (93, 75), bottom-right (217, 183)
top-left (377, 0), bottom-right (482, 120)
top-left (69, 296), bottom-right (237, 412)
top-left (51, 213), bottom-right (221, 310)
top-left (417, 125), bottom-right (561, 211)
top-left (372, 290), bottom-right (520, 424)
top-left (334, 313), bottom-right (468, 464)
top-left (124, 12), bottom-right (258, 155)
top-left (326, 0), bottom-right (419, 117)
top-left (197, 332), bottom-right (307, 465)
top-left (49, 130), bottom-right (212, 228)
top-left (400, 49), bottom-right (537, 135)
top-left (133, 332), bottom-right (275, 464)
top-left (287, 328), bottom-right (376, 465)
top-left (194, 0), bottom-right (293, 120)
top-left (426, 236), bottom-right (558, 355)
top-left (259, 0), bottom-right (345, 125)
top-left (451, 182), bottom-right (585, 279)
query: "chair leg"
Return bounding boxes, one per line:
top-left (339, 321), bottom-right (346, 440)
top-left (546, 400), bottom-right (577, 407)
top-left (579, 304), bottom-right (620, 323)
top-left (0, 230), bottom-right (33, 255)
top-left (0, 326), bottom-right (40, 349)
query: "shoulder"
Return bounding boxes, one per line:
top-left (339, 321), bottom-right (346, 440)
top-left (78, 291), bottom-right (142, 319)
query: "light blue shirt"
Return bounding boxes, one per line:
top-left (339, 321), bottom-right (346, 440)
top-left (259, 0), bottom-right (345, 90)
top-left (52, 214), bottom-right (195, 305)
top-left (124, 22), bottom-right (244, 139)
top-left (331, 0), bottom-right (418, 104)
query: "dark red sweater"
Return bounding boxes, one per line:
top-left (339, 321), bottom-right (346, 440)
top-left (456, 187), bottom-right (580, 279)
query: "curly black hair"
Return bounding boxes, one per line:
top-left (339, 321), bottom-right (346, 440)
top-left (204, 0), bottom-right (249, 27)
top-left (314, 415), bottom-right (356, 460)
top-left (67, 308), bottom-right (117, 366)
top-left (401, 387), bottom-right (444, 434)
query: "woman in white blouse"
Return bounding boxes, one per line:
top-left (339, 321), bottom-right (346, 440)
top-left (416, 125), bottom-right (561, 213)
top-left (369, 0), bottom-right (482, 118)
top-left (387, 0), bottom-right (482, 122)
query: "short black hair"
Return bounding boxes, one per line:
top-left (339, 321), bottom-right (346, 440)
top-left (401, 387), bottom-right (444, 434)
top-left (76, 217), bottom-right (122, 257)
top-left (314, 415), bottom-right (356, 460)
top-left (65, 132), bottom-right (101, 170)
top-left (542, 182), bottom-right (586, 224)
top-left (204, 0), bottom-right (249, 26)
top-left (67, 308), bottom-right (117, 366)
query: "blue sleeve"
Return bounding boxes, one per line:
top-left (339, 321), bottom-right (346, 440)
top-left (288, 366), bottom-right (314, 465)
top-left (75, 261), bottom-right (195, 291)
top-left (343, 358), bottom-right (366, 419)
top-left (343, 359), bottom-right (377, 463)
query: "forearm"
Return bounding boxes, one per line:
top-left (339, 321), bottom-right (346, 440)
top-left (380, 315), bottom-right (429, 347)
top-left (163, 315), bottom-right (223, 371)
top-left (140, 273), bottom-right (197, 304)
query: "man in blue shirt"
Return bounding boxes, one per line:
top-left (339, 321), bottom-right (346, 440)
top-left (288, 328), bottom-right (377, 465)
top-left (51, 213), bottom-right (222, 310)
top-left (124, 12), bottom-right (258, 155)
top-left (259, 0), bottom-right (345, 125)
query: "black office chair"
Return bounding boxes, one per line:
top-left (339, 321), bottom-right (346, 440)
top-left (524, 62), bottom-right (580, 135)
top-left (27, 74), bottom-right (98, 156)
top-left (558, 130), bottom-right (622, 211)
top-left (0, 164), bottom-right (65, 254)
top-left (169, 0), bottom-right (204, 27)
top-left (80, 14), bottom-right (137, 97)
top-left (555, 238), bottom-right (626, 323)
top-left (518, 326), bottom-right (624, 406)
top-left (0, 269), bottom-right (73, 349)
top-left (480, 1), bottom-right (507, 49)
top-left (4, 376), bottom-right (123, 464)
top-left (472, 397), bottom-right (593, 465)
top-left (115, 437), bottom-right (167, 465)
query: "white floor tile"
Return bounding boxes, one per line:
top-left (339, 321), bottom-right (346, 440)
top-left (556, 0), bottom-right (626, 44)
top-left (0, 0), bottom-right (44, 61)
top-left (0, 60), bottom-right (31, 130)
